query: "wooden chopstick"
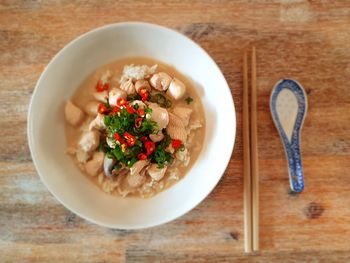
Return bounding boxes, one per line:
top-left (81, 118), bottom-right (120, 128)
top-left (243, 47), bottom-right (259, 253)
top-left (250, 46), bottom-right (260, 251)
top-left (243, 50), bottom-right (253, 253)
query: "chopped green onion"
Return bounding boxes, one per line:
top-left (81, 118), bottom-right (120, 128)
top-left (150, 93), bottom-right (172, 108)
top-left (185, 97), bottom-right (193, 104)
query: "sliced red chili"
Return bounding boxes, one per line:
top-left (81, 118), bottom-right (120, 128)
top-left (137, 153), bottom-right (147, 160)
top-left (144, 141), bottom-right (156, 156)
top-left (95, 80), bottom-right (103, 92)
top-left (96, 80), bottom-right (109, 92)
top-left (117, 98), bottom-right (128, 107)
top-left (135, 118), bottom-right (142, 129)
top-left (103, 82), bottom-right (109, 91)
top-left (141, 93), bottom-right (149, 102)
top-left (138, 108), bottom-right (145, 117)
top-left (139, 88), bottom-right (148, 97)
top-left (139, 88), bottom-right (149, 102)
top-left (141, 136), bottom-right (148, 142)
top-left (125, 104), bottom-right (136, 114)
top-left (114, 133), bottom-right (120, 141)
top-left (172, 139), bottom-right (183, 149)
top-left (98, 103), bottom-right (109, 114)
top-left (114, 133), bottom-right (126, 144)
top-left (124, 132), bottom-right (136, 146)
top-left (111, 106), bottom-right (120, 114)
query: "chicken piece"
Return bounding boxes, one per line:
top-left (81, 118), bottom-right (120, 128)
top-left (109, 88), bottom-right (127, 106)
top-left (149, 132), bottom-right (164, 143)
top-left (148, 164), bottom-right (167, 181)
top-left (188, 120), bottom-right (202, 131)
top-left (166, 113), bottom-right (187, 142)
top-left (167, 78), bottom-right (186, 100)
top-left (89, 114), bottom-right (106, 131)
top-left (148, 103), bottom-right (169, 129)
top-left (135, 79), bottom-right (151, 92)
top-left (172, 106), bottom-right (193, 127)
top-left (65, 101), bottom-right (85, 126)
top-left (165, 143), bottom-right (175, 154)
top-left (112, 168), bottom-right (129, 177)
top-left (130, 160), bottom-right (148, 176)
top-left (85, 151), bottom-right (105, 177)
top-left (127, 172), bottom-right (146, 188)
top-left (84, 101), bottom-right (100, 116)
top-left (175, 148), bottom-right (190, 166)
top-left (78, 130), bottom-right (100, 154)
top-left (150, 72), bottom-right (172, 91)
top-left (76, 149), bottom-right (90, 163)
top-left (101, 178), bottom-right (119, 194)
top-left (93, 90), bottom-right (108, 103)
top-left (100, 70), bottom-right (112, 84)
top-left (120, 78), bottom-right (135, 95)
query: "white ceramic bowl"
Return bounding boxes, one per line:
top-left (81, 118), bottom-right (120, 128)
top-left (28, 22), bottom-right (236, 229)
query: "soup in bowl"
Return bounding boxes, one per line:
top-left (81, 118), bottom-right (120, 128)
top-left (65, 57), bottom-right (205, 198)
top-left (28, 22), bottom-right (236, 229)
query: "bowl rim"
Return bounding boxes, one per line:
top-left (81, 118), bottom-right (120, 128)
top-left (27, 21), bottom-right (236, 229)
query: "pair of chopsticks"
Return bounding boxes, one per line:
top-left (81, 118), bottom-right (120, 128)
top-left (243, 47), bottom-right (259, 253)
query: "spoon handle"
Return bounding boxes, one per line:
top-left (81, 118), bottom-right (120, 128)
top-left (286, 135), bottom-right (304, 192)
top-left (270, 79), bottom-right (308, 193)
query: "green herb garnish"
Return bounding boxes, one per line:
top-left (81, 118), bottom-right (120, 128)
top-left (185, 97), bottom-right (193, 104)
top-left (179, 144), bottom-right (186, 152)
top-left (127, 93), bottom-right (142, 101)
top-left (150, 93), bottom-right (172, 108)
top-left (98, 139), bottom-right (109, 152)
top-left (150, 135), bottom-right (173, 168)
top-left (104, 107), bottom-right (157, 135)
top-left (101, 94), bottom-right (178, 169)
top-left (144, 108), bottom-right (152, 114)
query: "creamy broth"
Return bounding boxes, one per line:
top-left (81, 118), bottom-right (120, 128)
top-left (65, 57), bottom-right (205, 198)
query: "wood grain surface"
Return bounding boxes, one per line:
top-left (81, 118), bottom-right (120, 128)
top-left (1, 0), bottom-right (350, 262)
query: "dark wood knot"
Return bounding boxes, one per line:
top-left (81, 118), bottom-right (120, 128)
top-left (305, 202), bottom-right (324, 219)
top-left (229, 231), bottom-right (239, 241)
top-left (305, 87), bottom-right (312, 95)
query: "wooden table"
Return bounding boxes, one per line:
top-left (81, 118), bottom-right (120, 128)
top-left (1, 1), bottom-right (349, 262)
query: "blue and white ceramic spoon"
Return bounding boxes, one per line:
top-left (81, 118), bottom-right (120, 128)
top-left (270, 79), bottom-right (308, 193)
